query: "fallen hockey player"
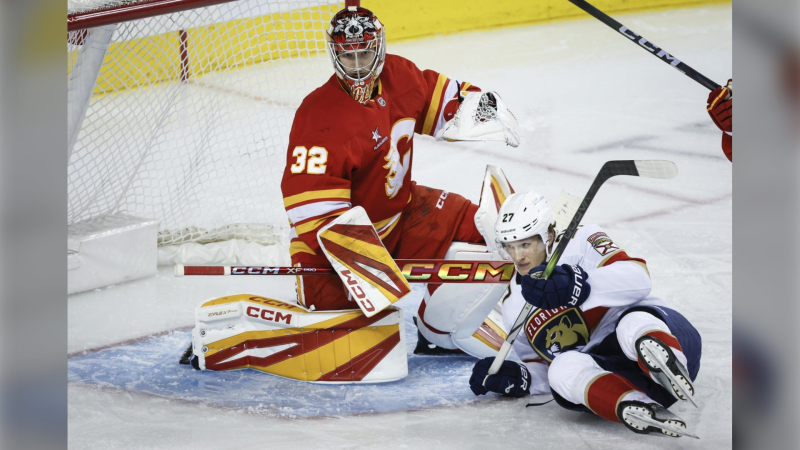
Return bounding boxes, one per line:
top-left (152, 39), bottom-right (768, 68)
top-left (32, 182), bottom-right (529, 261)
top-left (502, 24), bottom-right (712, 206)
top-left (469, 191), bottom-right (703, 439)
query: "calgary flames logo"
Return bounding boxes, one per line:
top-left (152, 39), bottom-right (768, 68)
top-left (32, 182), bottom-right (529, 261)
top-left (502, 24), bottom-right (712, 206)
top-left (384, 119), bottom-right (415, 198)
top-left (333, 14), bottom-right (376, 40)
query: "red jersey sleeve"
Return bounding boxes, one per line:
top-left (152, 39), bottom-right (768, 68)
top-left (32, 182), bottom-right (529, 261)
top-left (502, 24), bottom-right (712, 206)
top-left (281, 108), bottom-right (357, 259)
top-left (414, 66), bottom-right (481, 138)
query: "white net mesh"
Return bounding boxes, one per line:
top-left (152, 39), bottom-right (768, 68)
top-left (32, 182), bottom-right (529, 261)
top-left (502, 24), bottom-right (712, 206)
top-left (68, 0), bottom-right (342, 256)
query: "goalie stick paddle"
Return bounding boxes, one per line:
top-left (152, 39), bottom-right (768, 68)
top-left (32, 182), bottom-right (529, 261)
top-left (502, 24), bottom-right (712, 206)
top-left (485, 160), bottom-right (678, 379)
top-left (568, 0), bottom-right (721, 91)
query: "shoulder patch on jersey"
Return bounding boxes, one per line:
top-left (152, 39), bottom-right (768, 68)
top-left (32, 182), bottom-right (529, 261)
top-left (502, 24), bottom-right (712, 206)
top-left (587, 231), bottom-right (619, 256)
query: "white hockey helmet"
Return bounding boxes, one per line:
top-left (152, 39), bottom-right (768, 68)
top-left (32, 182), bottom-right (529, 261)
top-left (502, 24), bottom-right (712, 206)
top-left (495, 192), bottom-right (557, 258)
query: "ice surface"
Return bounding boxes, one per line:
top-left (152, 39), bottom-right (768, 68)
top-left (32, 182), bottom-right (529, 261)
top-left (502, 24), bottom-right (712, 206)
top-left (68, 5), bottom-right (731, 448)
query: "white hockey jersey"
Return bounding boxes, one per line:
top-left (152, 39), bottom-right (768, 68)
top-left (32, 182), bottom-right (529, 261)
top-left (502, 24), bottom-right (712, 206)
top-left (500, 224), bottom-right (666, 395)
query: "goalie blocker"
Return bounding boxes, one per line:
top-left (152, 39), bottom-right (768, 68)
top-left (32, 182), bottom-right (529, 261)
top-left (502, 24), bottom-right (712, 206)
top-left (188, 294), bottom-right (407, 383)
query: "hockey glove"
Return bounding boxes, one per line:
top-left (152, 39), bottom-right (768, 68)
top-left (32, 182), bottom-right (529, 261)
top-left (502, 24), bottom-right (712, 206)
top-left (435, 91), bottom-right (520, 147)
top-left (707, 79), bottom-right (732, 133)
top-left (520, 263), bottom-right (591, 310)
top-left (470, 357), bottom-right (530, 398)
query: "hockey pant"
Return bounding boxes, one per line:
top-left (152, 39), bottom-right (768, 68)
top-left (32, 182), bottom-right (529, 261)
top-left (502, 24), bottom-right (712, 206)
top-left (547, 306), bottom-right (701, 422)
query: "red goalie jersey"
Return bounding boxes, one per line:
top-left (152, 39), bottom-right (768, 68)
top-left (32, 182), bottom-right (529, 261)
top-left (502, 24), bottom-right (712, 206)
top-left (281, 54), bottom-right (483, 310)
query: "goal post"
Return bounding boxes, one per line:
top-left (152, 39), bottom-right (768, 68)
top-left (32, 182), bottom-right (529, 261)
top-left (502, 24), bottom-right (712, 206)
top-left (67, 0), bottom-right (345, 293)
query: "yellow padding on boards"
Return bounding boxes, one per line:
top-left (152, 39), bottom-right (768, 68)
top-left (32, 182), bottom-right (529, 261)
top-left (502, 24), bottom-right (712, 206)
top-left (368, 0), bottom-right (731, 42)
top-left (83, 3), bottom-right (341, 96)
top-left (76, 0), bottom-right (728, 97)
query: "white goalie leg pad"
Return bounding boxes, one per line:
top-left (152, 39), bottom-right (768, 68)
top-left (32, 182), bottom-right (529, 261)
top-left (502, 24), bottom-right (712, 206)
top-left (474, 165), bottom-right (516, 255)
top-left (434, 91), bottom-right (520, 147)
top-left (415, 242), bottom-right (509, 358)
top-left (192, 294), bottom-right (407, 383)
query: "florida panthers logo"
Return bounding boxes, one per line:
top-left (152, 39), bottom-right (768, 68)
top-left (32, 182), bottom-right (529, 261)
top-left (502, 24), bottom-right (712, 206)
top-left (525, 307), bottom-right (592, 362)
top-left (544, 316), bottom-right (589, 356)
top-left (384, 119), bottom-right (415, 199)
top-left (333, 14), bottom-right (376, 40)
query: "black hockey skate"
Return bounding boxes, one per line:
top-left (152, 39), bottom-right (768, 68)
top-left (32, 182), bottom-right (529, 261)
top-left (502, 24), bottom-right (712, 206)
top-left (178, 342), bottom-right (200, 370)
top-left (413, 329), bottom-right (464, 355)
top-left (617, 401), bottom-right (698, 439)
top-left (636, 335), bottom-right (696, 407)
top-left (412, 317), bottom-right (464, 355)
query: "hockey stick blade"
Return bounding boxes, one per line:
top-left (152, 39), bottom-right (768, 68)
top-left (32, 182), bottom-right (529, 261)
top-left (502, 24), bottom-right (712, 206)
top-left (485, 160), bottom-right (678, 378)
top-left (634, 160), bottom-right (678, 179)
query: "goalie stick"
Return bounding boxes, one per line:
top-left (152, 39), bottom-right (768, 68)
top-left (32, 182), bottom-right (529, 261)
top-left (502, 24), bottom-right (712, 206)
top-left (568, 0), bottom-right (722, 91)
top-left (176, 260), bottom-right (516, 284)
top-left (485, 160), bottom-right (678, 379)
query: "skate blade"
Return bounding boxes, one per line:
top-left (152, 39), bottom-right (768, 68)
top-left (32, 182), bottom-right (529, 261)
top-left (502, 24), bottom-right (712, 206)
top-left (640, 340), bottom-right (698, 408)
top-left (624, 410), bottom-right (699, 439)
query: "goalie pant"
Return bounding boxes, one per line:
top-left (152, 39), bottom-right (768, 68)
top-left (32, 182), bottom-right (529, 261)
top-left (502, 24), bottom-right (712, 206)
top-left (293, 183), bottom-right (484, 311)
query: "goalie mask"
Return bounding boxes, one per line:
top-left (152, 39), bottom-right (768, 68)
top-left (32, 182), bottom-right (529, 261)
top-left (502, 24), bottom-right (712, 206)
top-left (495, 192), bottom-right (557, 260)
top-left (326, 6), bottom-right (386, 104)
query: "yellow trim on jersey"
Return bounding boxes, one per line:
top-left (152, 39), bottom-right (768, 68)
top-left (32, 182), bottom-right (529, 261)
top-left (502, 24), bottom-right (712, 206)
top-left (290, 240), bottom-right (316, 257)
top-left (378, 216), bottom-right (402, 240)
top-left (294, 210), bottom-right (346, 236)
top-left (372, 212), bottom-right (401, 232)
top-left (283, 189), bottom-right (351, 208)
top-left (421, 74), bottom-right (448, 136)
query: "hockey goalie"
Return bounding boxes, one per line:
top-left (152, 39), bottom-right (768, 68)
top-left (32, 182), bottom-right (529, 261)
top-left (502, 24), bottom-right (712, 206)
top-left (185, 5), bottom-right (522, 383)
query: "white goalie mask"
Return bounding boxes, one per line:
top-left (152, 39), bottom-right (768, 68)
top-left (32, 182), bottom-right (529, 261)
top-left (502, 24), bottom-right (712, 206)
top-left (495, 192), bottom-right (557, 259)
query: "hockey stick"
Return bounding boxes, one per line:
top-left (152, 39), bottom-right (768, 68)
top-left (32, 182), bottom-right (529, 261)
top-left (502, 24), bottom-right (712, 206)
top-left (485, 160), bottom-right (678, 378)
top-left (568, 0), bottom-right (721, 91)
top-left (175, 260), bottom-right (516, 284)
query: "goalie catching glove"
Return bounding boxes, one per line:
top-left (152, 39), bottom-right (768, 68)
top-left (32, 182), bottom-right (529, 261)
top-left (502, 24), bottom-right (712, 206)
top-left (435, 91), bottom-right (520, 147)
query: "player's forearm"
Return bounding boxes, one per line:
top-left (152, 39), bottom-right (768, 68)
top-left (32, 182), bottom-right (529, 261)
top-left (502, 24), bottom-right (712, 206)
top-left (582, 261), bottom-right (652, 309)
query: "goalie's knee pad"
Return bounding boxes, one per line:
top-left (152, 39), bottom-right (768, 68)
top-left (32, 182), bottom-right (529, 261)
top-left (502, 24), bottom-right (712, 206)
top-left (415, 242), bottom-right (509, 358)
top-left (192, 294), bottom-right (407, 383)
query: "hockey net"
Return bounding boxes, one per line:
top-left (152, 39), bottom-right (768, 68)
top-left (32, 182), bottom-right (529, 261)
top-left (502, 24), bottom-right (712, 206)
top-left (68, 0), bottom-right (343, 266)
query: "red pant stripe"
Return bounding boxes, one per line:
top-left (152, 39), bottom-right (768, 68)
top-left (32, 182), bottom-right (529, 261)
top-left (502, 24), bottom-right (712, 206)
top-left (585, 373), bottom-right (642, 422)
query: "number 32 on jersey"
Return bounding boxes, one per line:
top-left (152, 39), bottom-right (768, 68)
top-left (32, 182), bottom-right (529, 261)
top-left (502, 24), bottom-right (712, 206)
top-left (290, 146), bottom-right (328, 174)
